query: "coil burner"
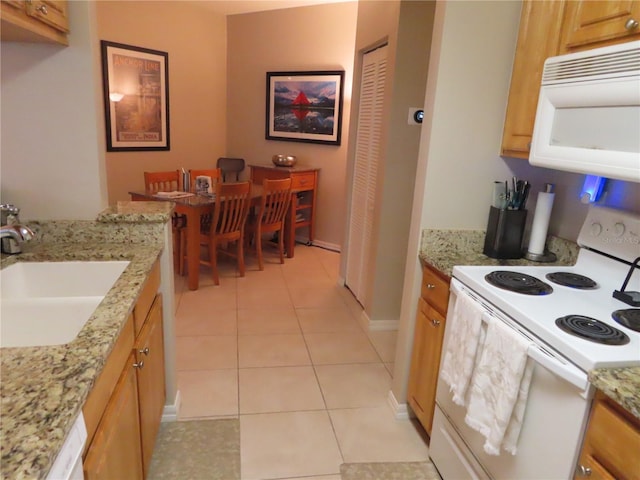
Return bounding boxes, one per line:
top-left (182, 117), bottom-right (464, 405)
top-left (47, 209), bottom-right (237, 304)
top-left (485, 271), bottom-right (553, 295)
top-left (612, 309), bottom-right (640, 333)
top-left (555, 315), bottom-right (630, 345)
top-left (546, 272), bottom-right (598, 290)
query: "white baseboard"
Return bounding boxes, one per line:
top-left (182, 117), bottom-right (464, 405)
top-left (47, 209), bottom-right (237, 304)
top-left (161, 390), bottom-right (181, 422)
top-left (359, 310), bottom-right (399, 332)
top-left (387, 390), bottom-right (410, 420)
top-left (301, 237), bottom-right (341, 252)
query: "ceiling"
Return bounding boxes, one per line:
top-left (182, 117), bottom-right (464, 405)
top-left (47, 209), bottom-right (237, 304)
top-left (188, 0), bottom-right (354, 16)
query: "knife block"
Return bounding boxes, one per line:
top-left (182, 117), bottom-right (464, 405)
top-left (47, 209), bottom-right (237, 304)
top-left (483, 207), bottom-right (527, 259)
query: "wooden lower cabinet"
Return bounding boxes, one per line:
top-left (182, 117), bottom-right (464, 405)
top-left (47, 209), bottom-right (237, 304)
top-left (136, 295), bottom-right (166, 477)
top-left (84, 353), bottom-right (144, 480)
top-left (574, 392), bottom-right (640, 480)
top-left (83, 260), bottom-right (165, 480)
top-left (407, 263), bottom-right (450, 436)
top-left (407, 298), bottom-right (446, 434)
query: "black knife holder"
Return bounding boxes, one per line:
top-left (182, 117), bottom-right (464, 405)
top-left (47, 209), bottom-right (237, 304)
top-left (483, 207), bottom-right (527, 259)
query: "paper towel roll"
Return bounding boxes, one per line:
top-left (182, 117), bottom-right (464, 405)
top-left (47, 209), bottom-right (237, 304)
top-left (528, 191), bottom-right (555, 255)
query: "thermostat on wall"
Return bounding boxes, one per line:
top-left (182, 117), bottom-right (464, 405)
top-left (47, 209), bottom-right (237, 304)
top-left (408, 107), bottom-right (424, 125)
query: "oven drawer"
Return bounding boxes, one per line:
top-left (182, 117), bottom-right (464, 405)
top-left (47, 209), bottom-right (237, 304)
top-left (421, 264), bottom-right (450, 315)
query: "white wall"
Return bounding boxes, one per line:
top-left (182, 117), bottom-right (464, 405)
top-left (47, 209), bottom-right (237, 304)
top-left (391, 0), bottom-right (640, 409)
top-left (391, 0), bottom-right (522, 406)
top-left (1, 1), bottom-right (107, 220)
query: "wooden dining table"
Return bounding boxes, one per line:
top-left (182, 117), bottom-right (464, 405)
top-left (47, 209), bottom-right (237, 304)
top-left (130, 188), bottom-right (262, 290)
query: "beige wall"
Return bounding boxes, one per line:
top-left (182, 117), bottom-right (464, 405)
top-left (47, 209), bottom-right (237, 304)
top-left (226, 2), bottom-right (358, 250)
top-left (1, 1), bottom-right (107, 220)
top-left (96, 1), bottom-right (228, 203)
top-left (343, 0), bottom-right (435, 323)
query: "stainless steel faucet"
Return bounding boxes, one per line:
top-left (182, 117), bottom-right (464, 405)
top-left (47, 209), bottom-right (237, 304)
top-left (0, 224), bottom-right (35, 254)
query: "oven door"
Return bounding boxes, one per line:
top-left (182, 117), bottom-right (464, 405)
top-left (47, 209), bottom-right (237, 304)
top-left (430, 279), bottom-right (594, 480)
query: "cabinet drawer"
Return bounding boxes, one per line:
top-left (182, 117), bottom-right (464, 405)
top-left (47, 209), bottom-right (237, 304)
top-left (421, 264), bottom-right (450, 315)
top-left (133, 260), bottom-right (160, 336)
top-left (291, 172), bottom-right (316, 191)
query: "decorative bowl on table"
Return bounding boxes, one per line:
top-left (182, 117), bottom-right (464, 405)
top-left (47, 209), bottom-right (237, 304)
top-left (272, 155), bottom-right (297, 167)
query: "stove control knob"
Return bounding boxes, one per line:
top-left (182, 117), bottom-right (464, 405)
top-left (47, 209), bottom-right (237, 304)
top-left (590, 222), bottom-right (603, 237)
top-left (614, 222), bottom-right (625, 237)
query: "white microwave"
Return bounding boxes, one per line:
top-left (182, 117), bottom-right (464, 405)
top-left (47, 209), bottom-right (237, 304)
top-left (530, 40), bottom-right (640, 183)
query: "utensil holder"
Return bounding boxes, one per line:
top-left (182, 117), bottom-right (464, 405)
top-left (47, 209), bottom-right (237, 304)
top-left (483, 207), bottom-right (527, 259)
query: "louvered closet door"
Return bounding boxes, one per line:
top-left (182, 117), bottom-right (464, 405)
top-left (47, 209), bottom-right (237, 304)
top-left (345, 45), bottom-right (387, 306)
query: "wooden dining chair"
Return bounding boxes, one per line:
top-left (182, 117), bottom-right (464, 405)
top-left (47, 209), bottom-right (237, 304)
top-left (245, 178), bottom-right (292, 270)
top-left (188, 168), bottom-right (222, 193)
top-left (176, 168), bottom-right (222, 275)
top-left (198, 181), bottom-right (252, 285)
top-left (144, 170), bottom-right (186, 272)
top-left (144, 170), bottom-right (181, 192)
top-left (216, 157), bottom-right (245, 182)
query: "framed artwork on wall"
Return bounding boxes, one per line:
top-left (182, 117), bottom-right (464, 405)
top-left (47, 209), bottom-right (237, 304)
top-left (265, 70), bottom-right (345, 146)
top-left (100, 40), bottom-right (170, 151)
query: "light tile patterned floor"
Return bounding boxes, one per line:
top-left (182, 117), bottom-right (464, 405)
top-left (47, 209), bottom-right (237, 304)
top-left (173, 244), bottom-right (428, 480)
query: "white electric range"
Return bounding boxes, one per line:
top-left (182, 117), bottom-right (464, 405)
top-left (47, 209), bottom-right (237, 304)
top-left (430, 205), bottom-right (640, 480)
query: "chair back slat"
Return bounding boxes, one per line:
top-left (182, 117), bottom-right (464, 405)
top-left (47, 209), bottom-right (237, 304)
top-left (211, 182), bottom-right (252, 239)
top-left (260, 178), bottom-right (292, 227)
top-left (144, 170), bottom-right (180, 192)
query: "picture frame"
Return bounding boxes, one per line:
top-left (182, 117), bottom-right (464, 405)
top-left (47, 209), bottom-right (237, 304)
top-left (100, 40), bottom-right (170, 151)
top-left (265, 70), bottom-right (345, 146)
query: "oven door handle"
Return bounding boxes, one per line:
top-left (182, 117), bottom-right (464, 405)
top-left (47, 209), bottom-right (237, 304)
top-left (526, 346), bottom-right (588, 391)
top-left (451, 279), bottom-right (589, 392)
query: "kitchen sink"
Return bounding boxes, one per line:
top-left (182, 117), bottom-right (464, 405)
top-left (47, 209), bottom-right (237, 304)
top-left (0, 261), bottom-right (129, 348)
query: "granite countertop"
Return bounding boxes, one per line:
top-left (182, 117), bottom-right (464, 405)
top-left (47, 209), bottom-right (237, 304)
top-left (419, 229), bottom-right (579, 277)
top-left (419, 228), bottom-right (640, 422)
top-left (589, 367), bottom-right (640, 420)
top-left (0, 201), bottom-right (171, 480)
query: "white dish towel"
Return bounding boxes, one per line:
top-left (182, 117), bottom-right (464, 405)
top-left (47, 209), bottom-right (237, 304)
top-left (464, 317), bottom-right (534, 456)
top-left (439, 289), bottom-right (484, 406)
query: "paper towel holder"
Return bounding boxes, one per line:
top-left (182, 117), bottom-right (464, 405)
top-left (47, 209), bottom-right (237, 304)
top-left (524, 183), bottom-right (557, 263)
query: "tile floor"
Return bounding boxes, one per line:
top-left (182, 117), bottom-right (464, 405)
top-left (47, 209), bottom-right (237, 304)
top-left (173, 244), bottom-right (429, 480)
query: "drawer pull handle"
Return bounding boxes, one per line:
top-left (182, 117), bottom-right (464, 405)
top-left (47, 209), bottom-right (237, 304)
top-left (625, 18), bottom-right (639, 31)
top-left (133, 359), bottom-right (145, 369)
top-left (139, 347), bottom-right (150, 356)
top-left (431, 318), bottom-right (441, 327)
top-left (576, 465), bottom-right (592, 477)
top-left (426, 284), bottom-right (436, 289)
top-left (35, 4), bottom-right (48, 14)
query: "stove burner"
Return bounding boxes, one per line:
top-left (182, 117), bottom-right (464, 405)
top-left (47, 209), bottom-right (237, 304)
top-left (555, 315), bottom-right (630, 345)
top-left (545, 272), bottom-right (598, 289)
top-left (485, 271), bottom-right (553, 295)
top-left (612, 309), bottom-right (640, 333)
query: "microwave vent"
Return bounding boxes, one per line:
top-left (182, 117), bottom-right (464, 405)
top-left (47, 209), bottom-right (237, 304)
top-left (542, 42), bottom-right (640, 85)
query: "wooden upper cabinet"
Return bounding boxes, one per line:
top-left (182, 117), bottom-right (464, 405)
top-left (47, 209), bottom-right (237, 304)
top-left (561, 1), bottom-right (640, 53)
top-left (1, 0), bottom-right (69, 45)
top-left (500, 0), bottom-right (565, 159)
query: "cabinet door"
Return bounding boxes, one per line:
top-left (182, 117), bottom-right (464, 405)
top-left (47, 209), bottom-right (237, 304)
top-left (561, 1), bottom-right (640, 53)
top-left (84, 353), bottom-right (144, 480)
top-left (501, 0), bottom-right (565, 159)
top-left (25, 0), bottom-right (68, 32)
top-left (407, 298), bottom-right (446, 436)
top-left (135, 294), bottom-right (166, 478)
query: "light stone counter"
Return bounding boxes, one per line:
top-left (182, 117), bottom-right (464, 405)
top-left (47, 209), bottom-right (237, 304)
top-left (0, 202), bottom-right (172, 480)
top-left (419, 229), bottom-right (639, 423)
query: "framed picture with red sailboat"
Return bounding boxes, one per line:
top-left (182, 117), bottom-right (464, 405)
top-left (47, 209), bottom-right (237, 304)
top-left (265, 70), bottom-right (345, 145)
